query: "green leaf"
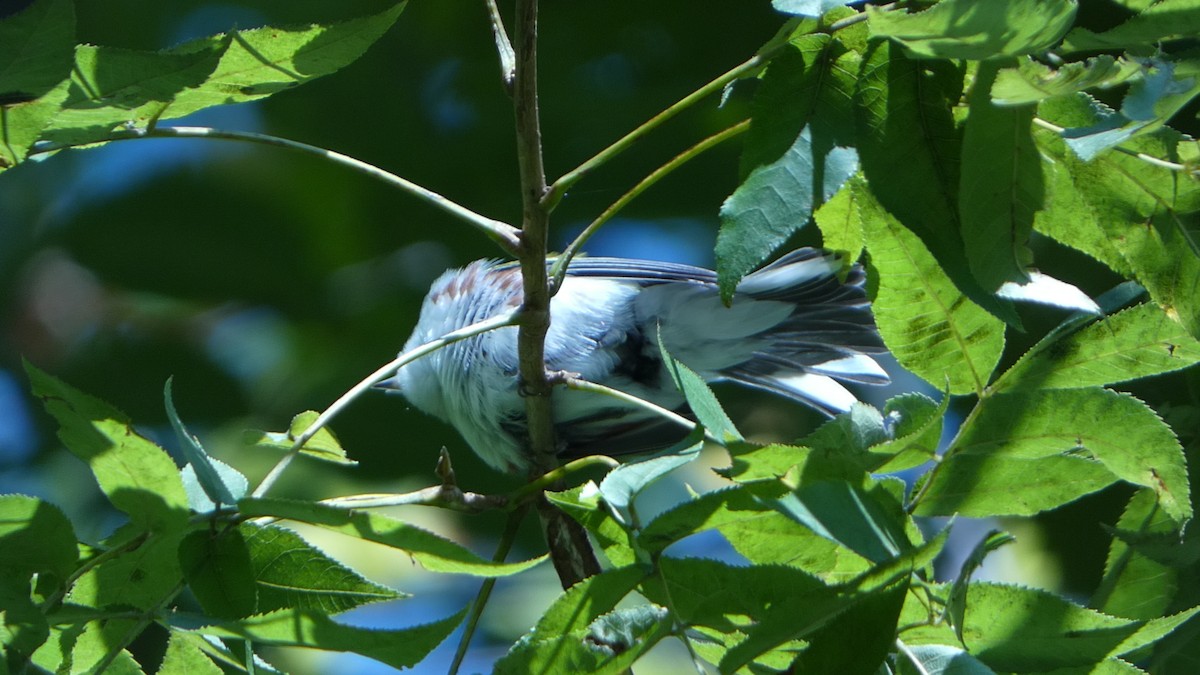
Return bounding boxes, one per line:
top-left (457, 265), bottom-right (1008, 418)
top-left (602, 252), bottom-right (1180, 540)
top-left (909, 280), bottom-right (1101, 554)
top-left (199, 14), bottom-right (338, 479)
top-left (992, 55), bottom-right (1141, 106)
top-left (789, 580), bottom-right (908, 674)
top-left (158, 3), bottom-right (408, 120)
top-left (172, 606), bottom-right (463, 672)
top-left (855, 41), bottom-right (1020, 326)
top-left (768, 480), bottom-right (912, 563)
top-left (0, 79), bottom-right (70, 170)
top-left (25, 362), bottom-right (189, 534)
top-left (238, 497), bottom-right (546, 576)
top-left (31, 620), bottom-right (143, 675)
top-left (0, 0), bottom-right (75, 99)
top-left (641, 557), bottom-right (833, 630)
top-left (915, 453), bottom-right (1118, 518)
top-left (165, 378), bottom-right (246, 507)
top-left (0, 494), bottom-right (77, 578)
top-left (1063, 0), bottom-right (1200, 52)
top-left (496, 567), bottom-right (653, 675)
top-left (919, 582), bottom-right (1138, 671)
top-left (868, 0), bottom-right (1078, 60)
top-left (545, 484), bottom-right (639, 568)
top-left (869, 393), bottom-right (946, 473)
top-left (719, 507), bottom-right (872, 583)
top-left (39, 41), bottom-right (228, 147)
top-left (996, 303), bottom-right (1200, 393)
top-left (598, 429), bottom-right (704, 526)
top-left (946, 530), bottom-right (1016, 644)
top-left (658, 340), bottom-right (740, 444)
top-left (1095, 489), bottom-right (1186, 620)
top-left (858, 182), bottom-right (1006, 396)
top-left (241, 523), bottom-right (399, 614)
top-left (157, 633), bottom-right (222, 675)
top-left (1034, 94), bottom-right (1200, 338)
top-left (896, 644), bottom-right (998, 675)
top-left (813, 173), bottom-right (866, 271)
top-left (1113, 606), bottom-right (1200, 658)
top-left (638, 483), bottom-right (785, 556)
top-left (917, 389), bottom-right (1190, 522)
top-left (69, 528), bottom-right (186, 611)
top-left (0, 578), bottom-right (49, 658)
top-left (716, 35), bottom-right (859, 298)
top-left (245, 410), bottom-right (355, 466)
top-left (178, 527), bottom-right (258, 619)
top-left (718, 578), bottom-right (902, 673)
top-left (959, 60), bottom-right (1041, 291)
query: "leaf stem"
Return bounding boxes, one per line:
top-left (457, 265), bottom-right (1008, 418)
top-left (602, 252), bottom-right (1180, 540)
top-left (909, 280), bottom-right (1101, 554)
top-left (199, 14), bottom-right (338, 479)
top-left (543, 50), bottom-right (776, 211)
top-left (249, 309), bottom-right (519, 499)
top-left (550, 120), bottom-right (750, 287)
top-left (29, 126), bottom-right (522, 252)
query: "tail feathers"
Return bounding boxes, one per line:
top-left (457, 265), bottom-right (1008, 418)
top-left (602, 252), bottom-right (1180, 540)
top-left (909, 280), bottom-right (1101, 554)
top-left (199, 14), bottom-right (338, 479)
top-left (721, 249), bottom-right (889, 413)
top-left (727, 368), bottom-right (858, 416)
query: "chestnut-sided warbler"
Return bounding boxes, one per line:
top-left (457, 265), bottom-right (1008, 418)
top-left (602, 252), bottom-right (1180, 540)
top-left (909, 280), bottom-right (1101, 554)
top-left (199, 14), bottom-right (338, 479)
top-left (380, 249), bottom-right (889, 474)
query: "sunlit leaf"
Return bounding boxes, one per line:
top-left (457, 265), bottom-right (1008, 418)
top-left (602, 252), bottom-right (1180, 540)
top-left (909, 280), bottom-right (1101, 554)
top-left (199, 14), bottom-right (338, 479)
top-left (68, 528), bottom-right (186, 611)
top-left (245, 409), bottom-right (355, 466)
top-left (25, 362), bottom-right (189, 534)
top-left (598, 429), bottom-right (704, 526)
top-left (0, 0), bottom-right (74, 99)
top-left (991, 55), bottom-right (1141, 106)
top-left (1034, 93), bottom-right (1200, 338)
top-left (868, 0), bottom-right (1077, 60)
top-left (39, 41), bottom-right (228, 146)
top-left (855, 40), bottom-right (1020, 325)
top-left (959, 61), bottom-right (1040, 290)
top-left (0, 494), bottom-right (77, 577)
top-left (157, 633), bottom-right (223, 675)
top-left (1093, 489), bottom-right (1179, 620)
top-left (716, 35), bottom-right (858, 298)
top-left (171, 606), bottom-right (463, 671)
top-left (858, 184), bottom-right (1005, 395)
top-left (918, 389), bottom-right (1190, 522)
top-left (996, 303), bottom-right (1200, 392)
top-left (159, 3), bottom-right (408, 120)
top-left (496, 567), bottom-right (654, 675)
top-left (238, 497), bottom-right (546, 576)
top-left (1062, 0), bottom-right (1200, 52)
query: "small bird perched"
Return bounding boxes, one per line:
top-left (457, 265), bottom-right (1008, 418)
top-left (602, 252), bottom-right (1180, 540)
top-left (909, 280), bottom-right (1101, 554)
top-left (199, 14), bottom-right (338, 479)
top-left (381, 249), bottom-right (889, 474)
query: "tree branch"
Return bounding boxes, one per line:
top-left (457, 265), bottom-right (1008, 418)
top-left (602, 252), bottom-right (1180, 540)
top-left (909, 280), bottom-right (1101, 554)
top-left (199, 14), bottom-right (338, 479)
top-left (510, 0), bottom-right (602, 589)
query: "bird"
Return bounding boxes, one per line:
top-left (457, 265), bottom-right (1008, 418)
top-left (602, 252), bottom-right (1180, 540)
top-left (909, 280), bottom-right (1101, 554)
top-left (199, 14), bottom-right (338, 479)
top-left (379, 248), bottom-right (889, 474)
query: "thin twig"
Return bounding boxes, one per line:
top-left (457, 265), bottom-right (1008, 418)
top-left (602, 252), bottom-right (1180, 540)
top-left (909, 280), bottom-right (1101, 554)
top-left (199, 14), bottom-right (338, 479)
top-left (563, 377), bottom-right (699, 434)
top-left (249, 309), bottom-right (519, 499)
top-left (543, 50), bottom-right (776, 211)
top-left (550, 120), bottom-right (750, 288)
top-left (30, 126), bottom-right (522, 252)
top-left (484, 0), bottom-right (516, 93)
top-left (1032, 117), bottom-right (1198, 174)
top-left (449, 504), bottom-right (530, 675)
